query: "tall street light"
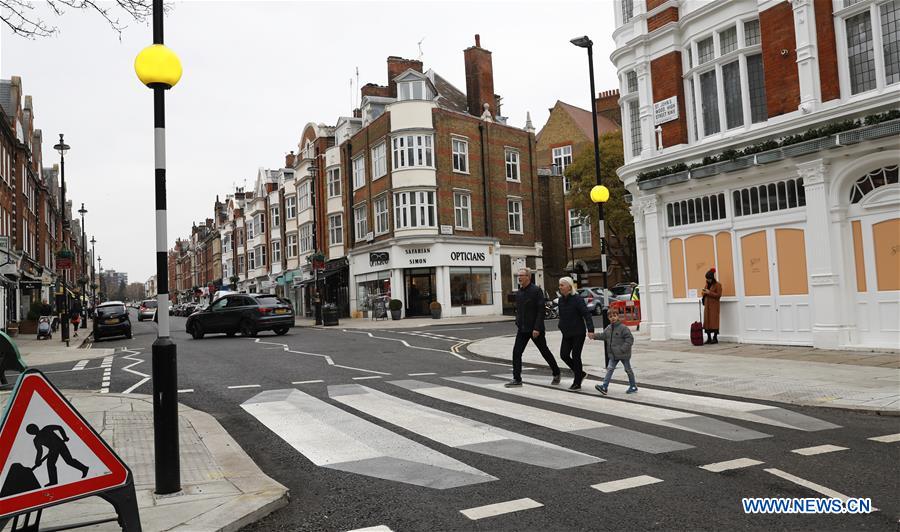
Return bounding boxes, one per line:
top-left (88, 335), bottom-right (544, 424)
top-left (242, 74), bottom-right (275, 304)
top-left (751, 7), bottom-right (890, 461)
top-left (53, 134), bottom-right (71, 346)
top-left (97, 256), bottom-right (102, 302)
top-left (90, 236), bottom-right (97, 313)
top-left (308, 164), bottom-right (323, 326)
top-left (570, 35), bottom-right (611, 366)
top-left (78, 203), bottom-right (88, 329)
top-left (134, 0), bottom-right (183, 495)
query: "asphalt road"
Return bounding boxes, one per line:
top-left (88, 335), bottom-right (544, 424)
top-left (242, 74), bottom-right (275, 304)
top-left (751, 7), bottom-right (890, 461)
top-left (31, 311), bottom-right (900, 531)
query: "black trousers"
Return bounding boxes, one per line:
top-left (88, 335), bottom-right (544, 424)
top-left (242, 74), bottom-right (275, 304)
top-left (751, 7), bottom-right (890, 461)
top-left (512, 331), bottom-right (559, 382)
top-left (559, 335), bottom-right (586, 383)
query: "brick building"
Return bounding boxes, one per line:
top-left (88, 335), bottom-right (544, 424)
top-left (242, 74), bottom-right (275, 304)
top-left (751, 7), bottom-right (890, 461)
top-left (613, 0), bottom-right (899, 348)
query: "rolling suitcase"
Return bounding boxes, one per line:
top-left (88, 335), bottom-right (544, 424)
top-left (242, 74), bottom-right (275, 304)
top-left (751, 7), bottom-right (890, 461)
top-left (690, 300), bottom-right (704, 346)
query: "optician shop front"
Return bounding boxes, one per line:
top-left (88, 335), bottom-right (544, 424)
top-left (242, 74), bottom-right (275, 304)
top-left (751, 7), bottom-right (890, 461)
top-left (349, 238), bottom-right (503, 318)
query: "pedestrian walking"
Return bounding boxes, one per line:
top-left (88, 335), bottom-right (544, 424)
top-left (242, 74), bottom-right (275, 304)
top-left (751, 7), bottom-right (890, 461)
top-left (556, 276), bottom-right (594, 390)
top-left (26, 423), bottom-right (89, 487)
top-left (702, 268), bottom-right (722, 344)
top-left (589, 307), bottom-right (637, 395)
top-left (70, 298), bottom-right (82, 337)
top-left (507, 268), bottom-right (561, 387)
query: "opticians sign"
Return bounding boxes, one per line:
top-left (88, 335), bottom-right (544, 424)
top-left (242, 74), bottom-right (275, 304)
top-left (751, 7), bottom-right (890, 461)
top-left (653, 96), bottom-right (679, 125)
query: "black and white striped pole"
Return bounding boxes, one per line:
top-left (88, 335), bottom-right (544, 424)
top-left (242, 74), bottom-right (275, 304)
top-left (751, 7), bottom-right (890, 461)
top-left (135, 0), bottom-right (183, 495)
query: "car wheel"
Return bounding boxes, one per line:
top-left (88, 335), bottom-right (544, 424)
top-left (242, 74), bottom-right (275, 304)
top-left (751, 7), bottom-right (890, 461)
top-left (190, 323), bottom-right (205, 340)
top-left (240, 320), bottom-right (257, 338)
top-left (226, 331), bottom-right (236, 337)
top-left (126, 330), bottom-right (133, 339)
top-left (274, 327), bottom-right (289, 336)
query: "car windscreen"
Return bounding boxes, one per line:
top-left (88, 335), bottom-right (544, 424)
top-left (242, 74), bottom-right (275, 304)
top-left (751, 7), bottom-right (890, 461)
top-left (254, 295), bottom-right (284, 305)
top-left (98, 305), bottom-right (126, 317)
top-left (142, 300), bottom-right (158, 308)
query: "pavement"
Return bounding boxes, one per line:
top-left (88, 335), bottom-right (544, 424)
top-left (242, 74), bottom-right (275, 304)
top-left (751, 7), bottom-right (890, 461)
top-left (295, 314), bottom-right (514, 330)
top-left (466, 329), bottom-right (900, 414)
top-left (2, 326), bottom-right (289, 531)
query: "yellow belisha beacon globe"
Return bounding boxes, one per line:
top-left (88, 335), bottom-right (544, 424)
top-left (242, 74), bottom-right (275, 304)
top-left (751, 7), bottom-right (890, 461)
top-left (590, 184), bottom-right (610, 203)
top-left (134, 44), bottom-right (183, 89)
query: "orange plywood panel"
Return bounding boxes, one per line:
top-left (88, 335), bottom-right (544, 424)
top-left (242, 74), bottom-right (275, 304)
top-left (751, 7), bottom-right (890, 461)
top-left (775, 228), bottom-right (809, 295)
top-left (741, 231), bottom-right (771, 297)
top-left (669, 238), bottom-right (686, 298)
top-left (873, 218), bottom-right (900, 291)
top-left (851, 220), bottom-right (867, 292)
top-left (685, 234), bottom-right (715, 295)
top-left (716, 232), bottom-right (735, 297)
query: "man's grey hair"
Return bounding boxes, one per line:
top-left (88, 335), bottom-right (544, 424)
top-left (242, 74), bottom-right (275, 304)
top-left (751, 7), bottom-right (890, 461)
top-left (517, 267), bottom-right (532, 275)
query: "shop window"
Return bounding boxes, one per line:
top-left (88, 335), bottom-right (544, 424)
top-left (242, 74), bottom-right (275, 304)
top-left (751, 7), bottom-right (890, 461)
top-left (357, 271), bottom-right (391, 311)
top-left (450, 267), bottom-right (493, 306)
top-left (849, 165), bottom-right (899, 203)
top-left (775, 229), bottom-right (809, 295)
top-left (733, 178), bottom-right (806, 217)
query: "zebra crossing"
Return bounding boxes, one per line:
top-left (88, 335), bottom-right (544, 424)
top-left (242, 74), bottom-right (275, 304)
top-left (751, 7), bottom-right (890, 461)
top-left (239, 373), bottom-right (887, 516)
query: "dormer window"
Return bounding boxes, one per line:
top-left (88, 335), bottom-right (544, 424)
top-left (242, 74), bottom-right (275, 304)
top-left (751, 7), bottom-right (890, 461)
top-left (399, 80), bottom-right (427, 101)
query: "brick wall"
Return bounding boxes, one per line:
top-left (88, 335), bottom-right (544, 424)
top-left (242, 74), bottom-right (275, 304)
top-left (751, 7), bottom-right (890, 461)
top-left (596, 90), bottom-right (622, 126)
top-left (650, 51), bottom-right (688, 148)
top-left (760, 1), bottom-right (801, 118)
top-left (815, 0), bottom-right (840, 102)
top-left (647, 6), bottom-right (679, 32)
top-left (646, 0), bottom-right (667, 10)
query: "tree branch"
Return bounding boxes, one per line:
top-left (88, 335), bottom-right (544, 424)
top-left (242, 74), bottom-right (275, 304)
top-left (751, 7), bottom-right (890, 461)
top-left (2, 0), bottom-right (155, 39)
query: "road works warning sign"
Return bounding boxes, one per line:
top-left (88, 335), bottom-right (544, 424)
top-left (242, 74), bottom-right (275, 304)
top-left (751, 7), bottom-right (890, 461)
top-left (0, 370), bottom-right (130, 518)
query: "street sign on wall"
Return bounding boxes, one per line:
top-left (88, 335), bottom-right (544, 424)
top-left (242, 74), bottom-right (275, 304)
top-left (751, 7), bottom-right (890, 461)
top-left (653, 96), bottom-right (679, 125)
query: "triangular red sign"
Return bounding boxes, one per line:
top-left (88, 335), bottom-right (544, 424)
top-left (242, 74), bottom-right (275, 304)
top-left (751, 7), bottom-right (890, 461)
top-left (0, 369), bottom-right (131, 519)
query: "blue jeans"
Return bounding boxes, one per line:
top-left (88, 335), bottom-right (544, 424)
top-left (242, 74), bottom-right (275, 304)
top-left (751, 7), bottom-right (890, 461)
top-left (602, 358), bottom-right (636, 389)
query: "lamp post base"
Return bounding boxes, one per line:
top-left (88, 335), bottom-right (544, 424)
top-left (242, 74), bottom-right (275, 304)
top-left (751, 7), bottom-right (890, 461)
top-left (152, 337), bottom-right (180, 495)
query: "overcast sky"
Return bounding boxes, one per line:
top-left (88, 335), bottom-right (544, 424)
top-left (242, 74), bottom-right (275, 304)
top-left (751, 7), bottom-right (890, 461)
top-left (1, 0), bottom-right (618, 283)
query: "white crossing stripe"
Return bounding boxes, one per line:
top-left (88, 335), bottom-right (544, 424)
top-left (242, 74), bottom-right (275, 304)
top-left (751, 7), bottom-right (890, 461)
top-left (467, 376), bottom-right (770, 441)
top-left (292, 380), bottom-right (324, 384)
top-left (408, 372), bottom-right (437, 376)
top-left (592, 475), bottom-right (663, 493)
top-left (868, 433), bottom-right (900, 443)
top-left (346, 527), bottom-right (393, 532)
top-left (227, 384), bottom-right (261, 389)
top-left (764, 468), bottom-right (853, 501)
top-left (791, 444), bottom-right (848, 456)
top-left (329, 384), bottom-right (601, 469)
top-left (700, 458), bottom-right (764, 472)
top-left (460, 370), bottom-right (488, 374)
top-left (178, 389), bottom-right (194, 393)
top-left (397, 379), bottom-right (691, 454)
top-left (460, 498), bottom-right (543, 520)
top-left (241, 388), bottom-right (496, 489)
top-left (352, 376), bottom-right (382, 380)
top-left (72, 360), bottom-right (89, 371)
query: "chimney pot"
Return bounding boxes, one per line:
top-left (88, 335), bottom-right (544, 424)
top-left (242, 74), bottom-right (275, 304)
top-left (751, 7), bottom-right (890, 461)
top-left (475, 34), bottom-right (480, 47)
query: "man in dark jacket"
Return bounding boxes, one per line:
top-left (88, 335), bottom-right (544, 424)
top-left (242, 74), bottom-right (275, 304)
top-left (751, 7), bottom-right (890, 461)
top-left (507, 268), bottom-right (560, 387)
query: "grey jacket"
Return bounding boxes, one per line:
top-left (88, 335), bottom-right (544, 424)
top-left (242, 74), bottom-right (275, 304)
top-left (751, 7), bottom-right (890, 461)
top-left (594, 322), bottom-right (634, 360)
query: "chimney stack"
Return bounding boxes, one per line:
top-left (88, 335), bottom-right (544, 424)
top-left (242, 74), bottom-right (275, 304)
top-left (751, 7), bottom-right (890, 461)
top-left (595, 89), bottom-right (622, 127)
top-left (285, 150), bottom-right (296, 168)
top-left (387, 56), bottom-right (424, 98)
top-left (464, 35), bottom-right (496, 118)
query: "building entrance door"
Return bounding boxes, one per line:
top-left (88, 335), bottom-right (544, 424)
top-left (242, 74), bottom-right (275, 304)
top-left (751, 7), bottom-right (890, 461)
top-left (405, 268), bottom-right (435, 317)
top-left (850, 211), bottom-right (900, 348)
top-left (738, 227), bottom-right (812, 344)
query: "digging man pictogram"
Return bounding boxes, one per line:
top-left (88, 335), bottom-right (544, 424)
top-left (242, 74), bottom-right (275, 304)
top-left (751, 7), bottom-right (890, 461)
top-left (26, 424), bottom-right (89, 487)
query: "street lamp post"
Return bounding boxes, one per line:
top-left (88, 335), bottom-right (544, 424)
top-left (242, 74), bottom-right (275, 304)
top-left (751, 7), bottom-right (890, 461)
top-left (53, 134), bottom-right (71, 347)
top-left (308, 165), bottom-right (322, 326)
top-left (571, 35), bottom-right (611, 366)
top-left (135, 0), bottom-right (183, 495)
top-left (97, 256), bottom-right (102, 302)
top-left (90, 236), bottom-right (97, 312)
top-left (78, 203), bottom-right (88, 329)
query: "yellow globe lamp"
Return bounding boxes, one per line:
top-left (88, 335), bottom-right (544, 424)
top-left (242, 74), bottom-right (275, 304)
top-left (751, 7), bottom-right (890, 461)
top-left (590, 185), bottom-right (610, 204)
top-left (134, 44), bottom-right (183, 89)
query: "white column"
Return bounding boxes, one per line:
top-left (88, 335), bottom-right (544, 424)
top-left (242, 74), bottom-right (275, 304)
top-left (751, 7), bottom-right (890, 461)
top-left (799, 159), bottom-right (848, 348)
top-left (635, 62), bottom-right (655, 158)
top-left (631, 199), bottom-right (650, 327)
top-left (640, 194), bottom-right (669, 340)
top-left (792, 0), bottom-right (821, 113)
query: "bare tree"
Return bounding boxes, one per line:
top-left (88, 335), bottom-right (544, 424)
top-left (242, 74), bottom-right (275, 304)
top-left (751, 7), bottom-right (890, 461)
top-left (1, 0), bottom-right (154, 39)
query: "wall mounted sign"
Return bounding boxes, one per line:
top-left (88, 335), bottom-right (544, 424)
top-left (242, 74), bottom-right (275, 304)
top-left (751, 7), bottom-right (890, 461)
top-left (440, 225), bottom-right (454, 235)
top-left (369, 252), bottom-right (390, 267)
top-left (653, 96), bottom-right (679, 125)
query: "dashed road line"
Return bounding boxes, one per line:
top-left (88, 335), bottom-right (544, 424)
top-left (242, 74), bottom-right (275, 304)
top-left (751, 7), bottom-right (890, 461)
top-left (591, 475), bottom-right (663, 493)
top-left (868, 433), bottom-right (900, 443)
top-left (352, 376), bottom-right (382, 381)
top-left (178, 389), bottom-right (195, 393)
top-left (460, 498), bottom-right (543, 520)
top-left (700, 458), bottom-right (764, 472)
top-left (228, 384), bottom-right (262, 389)
top-left (99, 355), bottom-right (114, 394)
top-left (72, 360), bottom-right (89, 371)
top-left (408, 372), bottom-right (437, 376)
top-left (764, 468), bottom-right (853, 502)
top-left (347, 527), bottom-right (393, 532)
top-left (461, 370), bottom-right (488, 374)
top-left (791, 444), bottom-right (848, 456)
top-left (292, 380), bottom-right (324, 384)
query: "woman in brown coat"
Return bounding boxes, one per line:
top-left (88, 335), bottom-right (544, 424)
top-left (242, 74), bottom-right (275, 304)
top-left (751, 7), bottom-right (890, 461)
top-left (702, 268), bottom-right (722, 344)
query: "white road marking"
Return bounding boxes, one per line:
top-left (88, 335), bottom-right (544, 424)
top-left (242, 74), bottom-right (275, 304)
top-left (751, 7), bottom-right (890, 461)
top-left (700, 458), bottom-right (764, 472)
top-left (408, 372), bottom-right (437, 376)
top-left (252, 338), bottom-right (390, 376)
top-left (292, 380), bottom-right (324, 384)
top-left (122, 378), bottom-right (151, 395)
top-left (120, 349), bottom-right (150, 394)
top-left (347, 527), bottom-right (393, 532)
top-left (344, 330), bottom-right (468, 360)
top-left (178, 389), bottom-right (195, 393)
top-left (460, 370), bottom-right (488, 374)
top-left (592, 475), bottom-right (663, 493)
top-left (332, 364), bottom-right (391, 375)
top-left (228, 384), bottom-right (262, 389)
top-left (764, 468), bottom-right (853, 501)
top-left (868, 433), bottom-right (900, 443)
top-left (352, 376), bottom-right (382, 380)
top-left (460, 498), bottom-right (543, 520)
top-left (791, 444), bottom-right (848, 456)
top-left (99, 355), bottom-right (113, 394)
top-left (431, 327), bottom-right (483, 331)
top-left (72, 360), bottom-right (89, 371)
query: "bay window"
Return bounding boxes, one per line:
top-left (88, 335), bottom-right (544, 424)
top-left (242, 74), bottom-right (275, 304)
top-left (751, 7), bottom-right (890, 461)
top-left (393, 190), bottom-right (436, 229)
top-left (286, 195), bottom-right (297, 218)
top-left (287, 233), bottom-right (298, 258)
top-left (842, 0), bottom-right (899, 95)
top-left (300, 224), bottom-right (313, 253)
top-left (392, 134), bottom-right (434, 169)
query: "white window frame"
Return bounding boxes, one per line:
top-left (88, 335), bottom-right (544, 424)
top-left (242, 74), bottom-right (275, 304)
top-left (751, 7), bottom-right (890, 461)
top-left (553, 145), bottom-right (573, 193)
top-left (835, 0), bottom-right (900, 97)
top-left (287, 233), bottom-right (298, 258)
top-left (285, 195), bottom-right (297, 219)
top-left (568, 209), bottom-right (592, 248)
top-left (505, 149), bottom-right (520, 181)
top-left (371, 142), bottom-right (387, 180)
top-left (453, 191), bottom-right (472, 231)
top-left (270, 205), bottom-right (280, 229)
top-left (300, 224), bottom-right (313, 253)
top-left (452, 137), bottom-right (469, 173)
top-left (327, 167), bottom-right (341, 198)
top-left (392, 133), bottom-right (434, 170)
top-left (393, 190), bottom-right (437, 230)
top-left (272, 240), bottom-right (281, 263)
top-left (248, 250), bottom-right (256, 270)
top-left (507, 198), bottom-right (523, 234)
top-left (329, 214), bottom-right (343, 246)
top-left (354, 203), bottom-right (368, 242)
top-left (352, 155), bottom-right (366, 190)
top-left (374, 195), bottom-right (390, 235)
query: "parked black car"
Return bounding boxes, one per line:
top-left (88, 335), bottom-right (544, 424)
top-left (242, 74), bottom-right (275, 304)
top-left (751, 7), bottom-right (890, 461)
top-left (185, 294), bottom-right (293, 339)
top-left (93, 301), bottom-right (132, 341)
